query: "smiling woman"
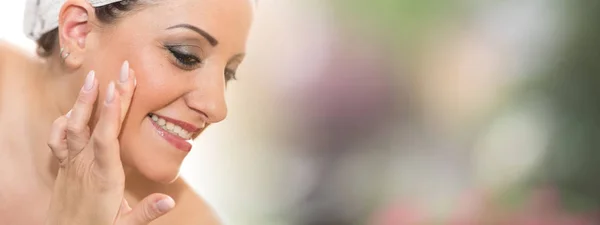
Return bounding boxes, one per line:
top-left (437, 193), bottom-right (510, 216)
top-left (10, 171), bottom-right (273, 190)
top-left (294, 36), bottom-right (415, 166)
top-left (0, 0), bottom-right (254, 224)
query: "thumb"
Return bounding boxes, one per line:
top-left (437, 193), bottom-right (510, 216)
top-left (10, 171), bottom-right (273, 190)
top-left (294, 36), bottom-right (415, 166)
top-left (122, 194), bottom-right (175, 225)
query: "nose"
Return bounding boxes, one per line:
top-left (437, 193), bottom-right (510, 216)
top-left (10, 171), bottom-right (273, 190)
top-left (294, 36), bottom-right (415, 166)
top-left (184, 67), bottom-right (228, 124)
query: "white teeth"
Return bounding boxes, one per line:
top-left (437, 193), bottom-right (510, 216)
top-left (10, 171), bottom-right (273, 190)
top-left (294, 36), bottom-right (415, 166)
top-left (179, 129), bottom-right (191, 139)
top-left (177, 130), bottom-right (185, 138)
top-left (149, 114), bottom-right (195, 139)
top-left (165, 122), bottom-right (174, 130)
top-left (173, 125), bottom-right (182, 133)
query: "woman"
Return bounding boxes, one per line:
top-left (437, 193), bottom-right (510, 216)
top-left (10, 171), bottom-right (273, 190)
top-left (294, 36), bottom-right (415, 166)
top-left (0, 0), bottom-right (254, 224)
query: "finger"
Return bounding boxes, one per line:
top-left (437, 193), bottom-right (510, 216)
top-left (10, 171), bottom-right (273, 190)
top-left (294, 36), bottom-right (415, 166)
top-left (66, 70), bottom-right (98, 155)
top-left (122, 194), bottom-right (175, 225)
top-left (91, 81), bottom-right (122, 170)
top-left (48, 114), bottom-right (69, 167)
top-left (116, 61), bottom-right (137, 125)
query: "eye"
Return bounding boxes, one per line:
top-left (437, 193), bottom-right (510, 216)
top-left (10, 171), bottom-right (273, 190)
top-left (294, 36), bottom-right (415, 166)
top-left (166, 45), bottom-right (202, 70)
top-left (225, 68), bottom-right (237, 82)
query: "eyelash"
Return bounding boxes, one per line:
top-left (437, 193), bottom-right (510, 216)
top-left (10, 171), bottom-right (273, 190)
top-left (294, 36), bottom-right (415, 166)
top-left (225, 68), bottom-right (237, 81)
top-left (166, 45), bottom-right (238, 82)
top-left (167, 46), bottom-right (202, 70)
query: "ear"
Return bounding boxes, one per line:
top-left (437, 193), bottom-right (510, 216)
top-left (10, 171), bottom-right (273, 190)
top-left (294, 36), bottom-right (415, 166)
top-left (58, 0), bottom-right (94, 69)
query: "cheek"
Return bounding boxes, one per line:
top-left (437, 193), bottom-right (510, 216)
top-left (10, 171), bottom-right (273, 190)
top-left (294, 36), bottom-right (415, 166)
top-left (130, 48), bottom-right (189, 112)
top-left (119, 47), bottom-right (190, 139)
top-left (115, 48), bottom-right (191, 181)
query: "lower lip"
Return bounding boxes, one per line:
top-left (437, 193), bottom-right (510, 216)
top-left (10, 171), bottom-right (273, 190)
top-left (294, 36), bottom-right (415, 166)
top-left (149, 117), bottom-right (192, 152)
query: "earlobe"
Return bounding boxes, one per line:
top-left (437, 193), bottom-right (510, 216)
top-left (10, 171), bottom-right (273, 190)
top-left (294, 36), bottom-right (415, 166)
top-left (58, 1), bottom-right (93, 68)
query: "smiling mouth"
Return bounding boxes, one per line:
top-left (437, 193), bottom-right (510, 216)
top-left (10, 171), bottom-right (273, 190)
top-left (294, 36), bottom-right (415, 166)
top-left (147, 113), bottom-right (196, 140)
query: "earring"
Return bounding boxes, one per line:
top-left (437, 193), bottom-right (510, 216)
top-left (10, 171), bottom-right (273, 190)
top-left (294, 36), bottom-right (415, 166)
top-left (59, 47), bottom-right (70, 61)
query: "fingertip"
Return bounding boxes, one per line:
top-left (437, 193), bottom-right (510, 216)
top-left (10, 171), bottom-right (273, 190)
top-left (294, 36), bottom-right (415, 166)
top-left (156, 196), bottom-right (175, 213)
top-left (120, 61), bottom-right (130, 83)
top-left (83, 70), bottom-right (96, 92)
top-left (105, 81), bottom-right (117, 104)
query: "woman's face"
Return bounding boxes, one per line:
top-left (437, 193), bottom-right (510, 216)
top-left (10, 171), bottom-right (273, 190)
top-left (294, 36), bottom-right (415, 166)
top-left (81, 0), bottom-right (254, 183)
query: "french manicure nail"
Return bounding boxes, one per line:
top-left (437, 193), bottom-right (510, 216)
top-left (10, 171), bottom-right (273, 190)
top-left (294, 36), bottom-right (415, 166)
top-left (156, 197), bottom-right (175, 213)
top-left (84, 71), bottom-right (95, 91)
top-left (120, 61), bottom-right (129, 83)
top-left (105, 82), bottom-right (115, 103)
top-left (66, 110), bottom-right (72, 118)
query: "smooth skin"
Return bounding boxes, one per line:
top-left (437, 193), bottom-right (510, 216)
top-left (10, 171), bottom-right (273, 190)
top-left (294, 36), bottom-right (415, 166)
top-left (0, 0), bottom-right (254, 224)
top-left (45, 64), bottom-right (161, 225)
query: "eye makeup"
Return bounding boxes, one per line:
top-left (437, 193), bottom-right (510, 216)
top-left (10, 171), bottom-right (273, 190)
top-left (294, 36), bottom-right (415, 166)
top-left (164, 44), bottom-right (203, 70)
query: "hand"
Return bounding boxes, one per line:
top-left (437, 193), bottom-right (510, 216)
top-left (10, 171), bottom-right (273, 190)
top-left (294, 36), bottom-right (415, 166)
top-left (46, 61), bottom-right (175, 225)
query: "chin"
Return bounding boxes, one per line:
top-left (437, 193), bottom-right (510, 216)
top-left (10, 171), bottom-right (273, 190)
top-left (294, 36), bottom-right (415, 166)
top-left (136, 160), bottom-right (182, 184)
top-left (120, 131), bottom-right (189, 184)
top-left (117, 113), bottom-right (193, 184)
top-left (120, 149), bottom-right (185, 184)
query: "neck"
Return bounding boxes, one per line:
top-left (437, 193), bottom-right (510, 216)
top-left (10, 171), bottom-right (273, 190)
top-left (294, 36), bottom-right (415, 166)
top-left (24, 55), bottom-right (73, 190)
top-left (40, 54), bottom-right (84, 116)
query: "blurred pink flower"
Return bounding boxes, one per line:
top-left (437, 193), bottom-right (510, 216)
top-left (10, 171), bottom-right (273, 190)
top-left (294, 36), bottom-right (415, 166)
top-left (370, 188), bottom-right (600, 225)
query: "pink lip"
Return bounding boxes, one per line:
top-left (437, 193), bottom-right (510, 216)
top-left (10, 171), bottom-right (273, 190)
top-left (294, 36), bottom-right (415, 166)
top-left (149, 118), bottom-right (192, 152)
top-left (154, 114), bottom-right (201, 133)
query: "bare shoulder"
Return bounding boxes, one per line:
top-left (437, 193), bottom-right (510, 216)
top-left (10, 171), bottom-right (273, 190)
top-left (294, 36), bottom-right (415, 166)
top-left (0, 40), bottom-right (37, 79)
top-left (0, 40), bottom-right (38, 109)
top-left (152, 178), bottom-right (223, 225)
top-left (0, 40), bottom-right (19, 107)
top-left (0, 40), bottom-right (25, 65)
top-left (0, 40), bottom-right (12, 75)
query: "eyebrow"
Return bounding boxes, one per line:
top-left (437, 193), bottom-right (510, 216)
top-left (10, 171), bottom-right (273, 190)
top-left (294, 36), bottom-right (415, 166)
top-left (167, 24), bottom-right (219, 46)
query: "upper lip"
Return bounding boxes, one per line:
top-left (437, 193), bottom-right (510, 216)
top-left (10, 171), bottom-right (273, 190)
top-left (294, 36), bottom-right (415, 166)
top-left (150, 113), bottom-right (203, 133)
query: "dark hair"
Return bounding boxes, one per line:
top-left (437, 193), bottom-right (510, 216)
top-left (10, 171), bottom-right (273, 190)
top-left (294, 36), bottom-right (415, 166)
top-left (36, 0), bottom-right (141, 57)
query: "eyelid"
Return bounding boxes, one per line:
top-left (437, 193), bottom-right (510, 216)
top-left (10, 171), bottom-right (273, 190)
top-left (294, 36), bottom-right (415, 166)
top-left (166, 46), bottom-right (201, 59)
top-left (165, 44), bottom-right (201, 54)
top-left (164, 43), bottom-right (205, 57)
top-left (166, 46), bottom-right (202, 70)
top-left (165, 43), bottom-right (201, 48)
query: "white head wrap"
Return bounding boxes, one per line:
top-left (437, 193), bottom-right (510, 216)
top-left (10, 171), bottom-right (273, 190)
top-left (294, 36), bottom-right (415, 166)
top-left (24, 0), bottom-right (125, 40)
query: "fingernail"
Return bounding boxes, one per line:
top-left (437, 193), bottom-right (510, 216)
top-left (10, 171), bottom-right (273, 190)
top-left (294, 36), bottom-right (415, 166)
top-left (156, 197), bottom-right (175, 213)
top-left (84, 70), bottom-right (95, 91)
top-left (105, 81), bottom-right (116, 103)
top-left (66, 110), bottom-right (72, 118)
top-left (133, 74), bottom-right (137, 87)
top-left (120, 61), bottom-right (129, 83)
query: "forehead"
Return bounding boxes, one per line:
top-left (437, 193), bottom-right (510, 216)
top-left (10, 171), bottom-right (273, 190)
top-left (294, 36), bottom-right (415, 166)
top-left (131, 0), bottom-right (254, 49)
